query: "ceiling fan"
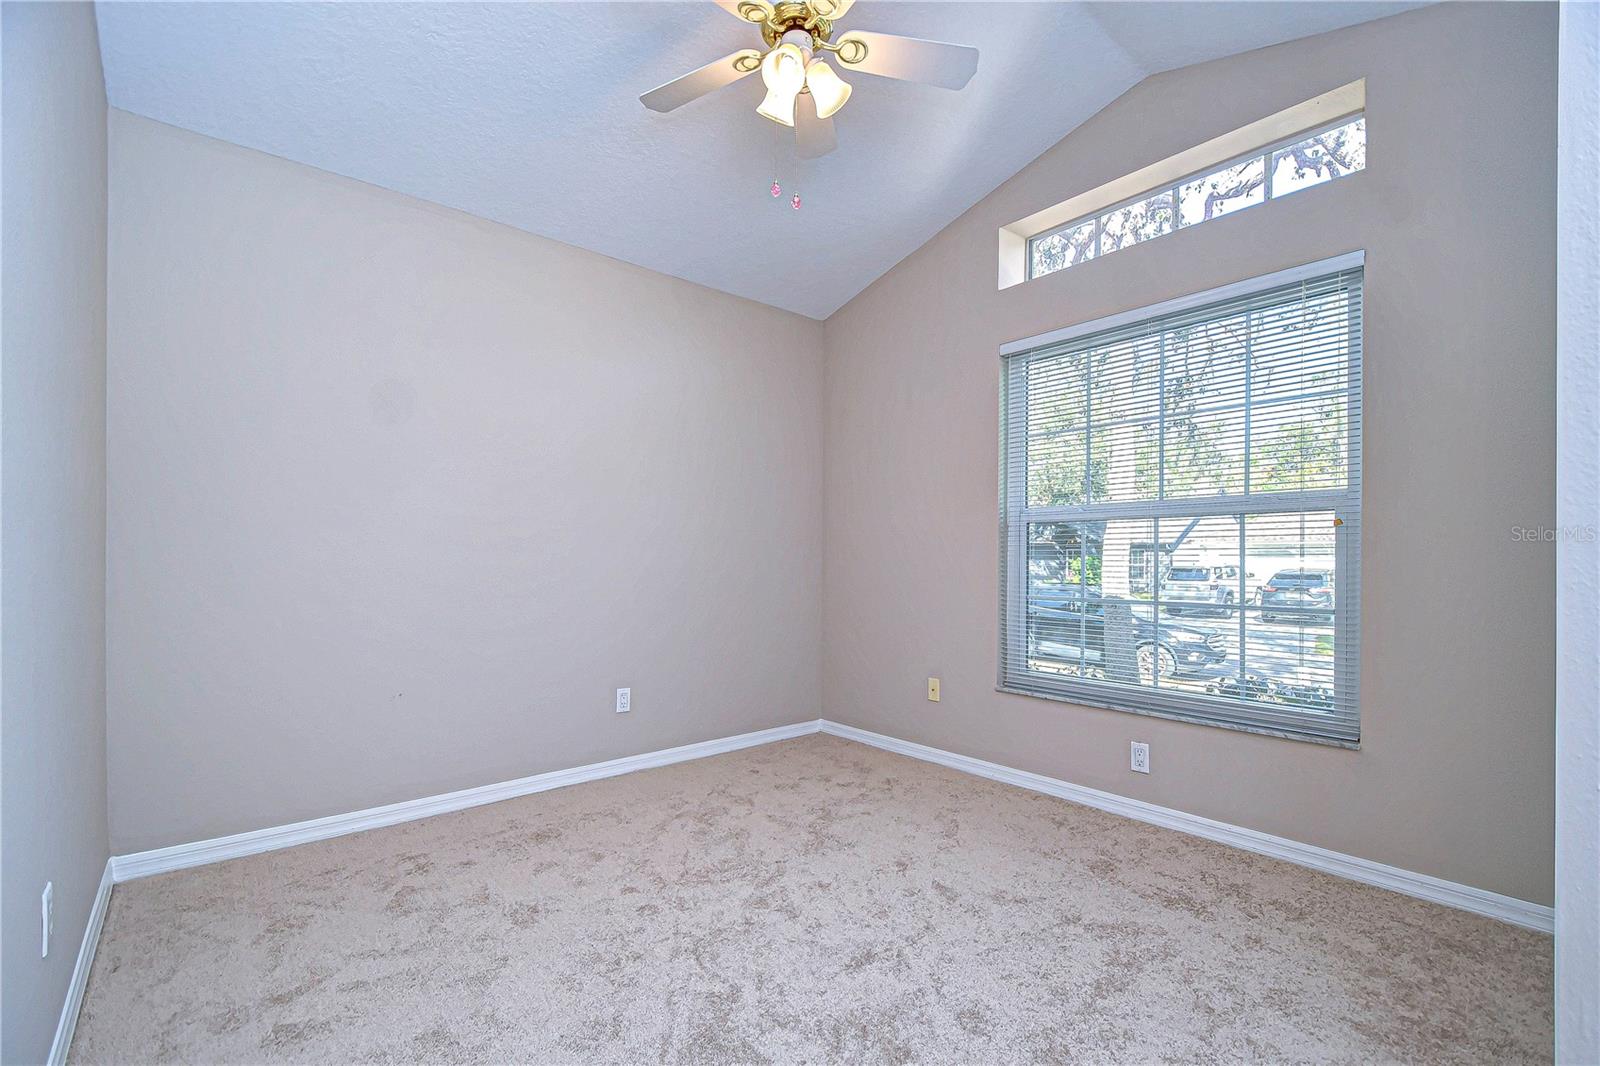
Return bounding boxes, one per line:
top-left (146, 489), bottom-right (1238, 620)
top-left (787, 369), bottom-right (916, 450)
top-left (639, 0), bottom-right (979, 159)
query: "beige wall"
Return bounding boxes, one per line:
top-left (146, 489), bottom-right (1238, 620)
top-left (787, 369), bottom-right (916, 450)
top-left (106, 112), bottom-right (824, 853)
top-left (822, 3), bottom-right (1558, 904)
top-left (1, 3), bottom-right (111, 1061)
top-left (99, 2), bottom-right (1559, 908)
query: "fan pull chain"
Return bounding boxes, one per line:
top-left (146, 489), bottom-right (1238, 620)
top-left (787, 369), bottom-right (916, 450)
top-left (768, 124), bottom-right (801, 210)
top-left (767, 179), bottom-right (802, 210)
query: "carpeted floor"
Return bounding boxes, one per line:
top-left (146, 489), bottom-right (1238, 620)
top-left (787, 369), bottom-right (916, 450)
top-left (71, 734), bottom-right (1551, 1063)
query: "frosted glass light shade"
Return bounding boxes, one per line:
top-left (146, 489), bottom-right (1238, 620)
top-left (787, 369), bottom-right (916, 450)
top-left (804, 59), bottom-right (851, 119)
top-left (756, 43), bottom-right (807, 127)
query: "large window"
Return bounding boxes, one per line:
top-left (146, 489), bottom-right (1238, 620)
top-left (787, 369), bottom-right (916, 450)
top-left (999, 257), bottom-right (1363, 744)
top-left (1028, 116), bottom-right (1366, 282)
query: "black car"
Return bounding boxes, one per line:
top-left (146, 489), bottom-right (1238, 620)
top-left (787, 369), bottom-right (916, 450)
top-left (1259, 569), bottom-right (1335, 624)
top-left (1026, 587), bottom-right (1228, 682)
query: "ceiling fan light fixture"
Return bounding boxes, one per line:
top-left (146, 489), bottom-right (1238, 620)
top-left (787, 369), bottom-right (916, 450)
top-left (641, 2), bottom-right (981, 159)
top-left (755, 42), bottom-right (807, 127)
top-left (804, 58), bottom-right (851, 119)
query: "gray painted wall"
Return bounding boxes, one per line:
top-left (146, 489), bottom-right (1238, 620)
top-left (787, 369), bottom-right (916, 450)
top-left (822, 3), bottom-right (1558, 905)
top-left (105, 112), bottom-right (825, 853)
top-left (1, 3), bottom-right (111, 1062)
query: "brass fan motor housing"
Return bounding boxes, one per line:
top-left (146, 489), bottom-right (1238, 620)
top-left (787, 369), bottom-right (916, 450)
top-left (745, 1), bottom-right (835, 48)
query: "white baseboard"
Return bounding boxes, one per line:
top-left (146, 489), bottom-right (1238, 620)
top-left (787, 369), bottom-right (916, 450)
top-left (818, 719), bottom-right (1554, 933)
top-left (107, 714), bottom-right (1551, 935)
top-left (111, 720), bottom-right (822, 883)
top-left (48, 858), bottom-right (114, 1066)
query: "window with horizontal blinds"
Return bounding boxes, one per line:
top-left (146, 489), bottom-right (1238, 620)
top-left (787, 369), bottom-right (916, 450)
top-left (999, 259), bottom-right (1363, 745)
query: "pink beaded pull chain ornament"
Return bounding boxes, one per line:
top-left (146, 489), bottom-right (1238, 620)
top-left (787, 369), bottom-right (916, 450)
top-left (768, 180), bottom-right (801, 211)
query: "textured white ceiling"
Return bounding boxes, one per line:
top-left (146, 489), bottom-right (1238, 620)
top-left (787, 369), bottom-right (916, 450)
top-left (96, 2), bottom-right (1417, 319)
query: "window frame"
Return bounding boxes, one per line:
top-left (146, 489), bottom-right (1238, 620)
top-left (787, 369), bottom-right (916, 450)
top-left (1025, 113), bottom-right (1366, 282)
top-left (998, 253), bottom-right (1364, 746)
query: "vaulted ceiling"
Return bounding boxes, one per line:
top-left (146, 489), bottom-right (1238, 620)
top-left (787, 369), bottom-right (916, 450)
top-left (96, 2), bottom-right (1416, 319)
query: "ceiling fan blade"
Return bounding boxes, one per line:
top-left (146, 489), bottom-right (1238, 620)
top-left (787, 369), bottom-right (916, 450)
top-left (713, 0), bottom-right (774, 23)
top-left (809, 0), bottom-right (856, 19)
top-left (831, 31), bottom-right (979, 90)
top-left (640, 49), bottom-right (764, 113)
top-left (794, 91), bottom-right (836, 159)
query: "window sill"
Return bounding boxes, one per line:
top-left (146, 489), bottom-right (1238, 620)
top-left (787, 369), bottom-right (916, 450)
top-left (994, 683), bottom-right (1361, 750)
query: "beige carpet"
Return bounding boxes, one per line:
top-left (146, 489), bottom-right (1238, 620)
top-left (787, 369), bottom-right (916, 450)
top-left (71, 734), bottom-right (1551, 1064)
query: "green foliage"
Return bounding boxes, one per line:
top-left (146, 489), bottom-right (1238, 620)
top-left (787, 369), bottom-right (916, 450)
top-left (1251, 410), bottom-right (1347, 492)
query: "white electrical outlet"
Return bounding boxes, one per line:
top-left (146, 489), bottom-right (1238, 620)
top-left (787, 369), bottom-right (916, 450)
top-left (615, 687), bottom-right (631, 714)
top-left (41, 882), bottom-right (53, 958)
top-left (1130, 741), bottom-right (1150, 774)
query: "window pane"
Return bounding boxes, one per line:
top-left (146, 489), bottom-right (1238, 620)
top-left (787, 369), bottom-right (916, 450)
top-left (1236, 607), bottom-right (1337, 714)
top-left (1271, 117), bottom-right (1366, 197)
top-left (1089, 420), bottom-right (1159, 502)
top-left (1251, 292), bottom-right (1353, 405)
top-left (1249, 396), bottom-right (1349, 493)
top-left (1089, 336), bottom-right (1161, 425)
top-left (1026, 522), bottom-right (1092, 677)
top-left (1026, 354), bottom-right (1088, 506)
top-left (1152, 603), bottom-right (1237, 695)
top-left (1082, 517), bottom-right (1155, 602)
top-left (1098, 191), bottom-right (1174, 254)
top-left (1080, 518), bottom-right (1157, 688)
top-left (1165, 314), bottom-right (1249, 412)
top-left (1030, 219), bottom-right (1096, 278)
top-left (1085, 335), bottom-right (1161, 504)
top-left (1096, 316), bottom-right (1257, 503)
top-left (1246, 512), bottom-right (1337, 629)
top-left (1179, 156), bottom-right (1266, 226)
top-left (1163, 408), bottom-right (1246, 498)
top-left (1152, 515), bottom-right (1240, 696)
top-left (1157, 514), bottom-right (1245, 618)
top-left (1028, 431), bottom-right (1085, 507)
top-left (1236, 512), bottom-right (1339, 715)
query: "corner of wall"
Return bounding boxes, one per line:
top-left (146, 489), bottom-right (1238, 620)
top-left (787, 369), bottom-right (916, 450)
top-left (0, 2), bottom-right (112, 1061)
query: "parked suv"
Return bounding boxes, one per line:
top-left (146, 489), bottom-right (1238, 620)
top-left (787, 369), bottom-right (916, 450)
top-left (1162, 565), bottom-right (1241, 615)
top-left (1026, 588), bottom-right (1228, 682)
top-left (1259, 569), bottom-right (1334, 624)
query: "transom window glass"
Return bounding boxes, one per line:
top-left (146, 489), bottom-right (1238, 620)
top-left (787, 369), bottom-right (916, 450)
top-left (1000, 261), bottom-right (1363, 744)
top-left (1028, 116), bottom-right (1366, 281)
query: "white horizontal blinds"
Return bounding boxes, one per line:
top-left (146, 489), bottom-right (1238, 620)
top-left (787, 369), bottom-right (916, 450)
top-left (1000, 265), bottom-right (1363, 744)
